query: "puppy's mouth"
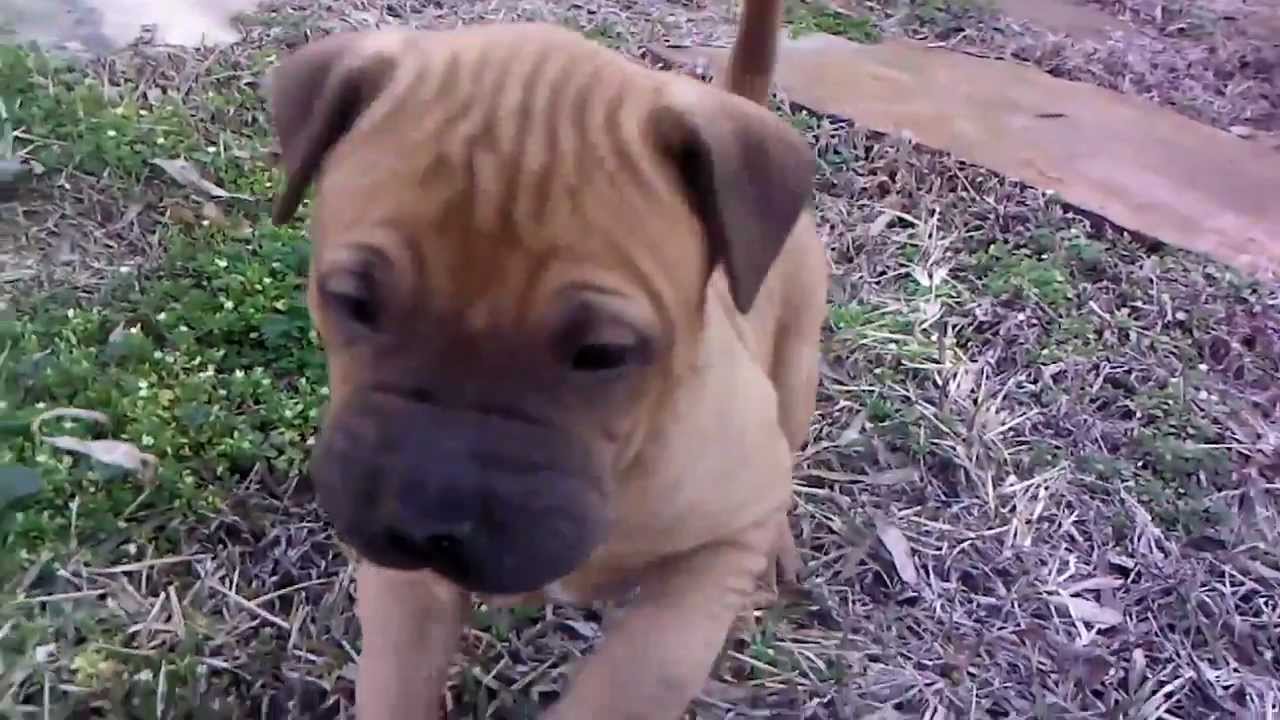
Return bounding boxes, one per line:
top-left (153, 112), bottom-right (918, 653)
top-left (309, 393), bottom-right (608, 595)
top-left (349, 497), bottom-right (603, 595)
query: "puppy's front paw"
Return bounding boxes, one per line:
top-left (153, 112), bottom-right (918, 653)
top-left (747, 516), bottom-right (802, 610)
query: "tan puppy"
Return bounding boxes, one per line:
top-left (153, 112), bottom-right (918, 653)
top-left (265, 0), bottom-right (828, 716)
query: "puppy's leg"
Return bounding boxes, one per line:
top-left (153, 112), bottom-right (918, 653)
top-left (768, 512), bottom-right (803, 590)
top-left (545, 522), bottom-right (773, 720)
top-left (354, 562), bottom-right (467, 720)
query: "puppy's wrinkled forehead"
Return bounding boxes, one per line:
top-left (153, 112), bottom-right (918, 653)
top-left (271, 23), bottom-right (816, 327)
top-left (306, 29), bottom-right (695, 318)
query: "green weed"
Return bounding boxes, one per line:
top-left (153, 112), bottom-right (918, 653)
top-left (0, 44), bottom-right (318, 572)
top-left (784, 1), bottom-right (881, 42)
top-left (582, 21), bottom-right (627, 49)
top-left (974, 241), bottom-right (1076, 311)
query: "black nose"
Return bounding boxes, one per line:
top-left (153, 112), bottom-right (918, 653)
top-left (382, 526), bottom-right (471, 577)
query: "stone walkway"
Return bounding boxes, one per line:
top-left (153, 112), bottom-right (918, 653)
top-left (655, 32), bottom-right (1280, 281)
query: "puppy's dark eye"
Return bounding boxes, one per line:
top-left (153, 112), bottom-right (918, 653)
top-left (333, 288), bottom-right (378, 328)
top-left (556, 299), bottom-right (653, 376)
top-left (571, 342), bottom-right (635, 372)
top-left (323, 268), bottom-right (381, 330)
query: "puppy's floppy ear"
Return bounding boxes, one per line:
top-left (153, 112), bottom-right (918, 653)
top-left (651, 90), bottom-right (815, 314)
top-left (266, 32), bottom-right (399, 226)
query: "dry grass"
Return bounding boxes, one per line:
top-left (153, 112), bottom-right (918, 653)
top-left (3, 0), bottom-right (1279, 718)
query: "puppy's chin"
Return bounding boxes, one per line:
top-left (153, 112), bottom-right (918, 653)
top-left (308, 391), bottom-right (609, 596)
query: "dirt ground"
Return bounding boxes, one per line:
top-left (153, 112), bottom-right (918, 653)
top-left (2, 0), bottom-right (1279, 718)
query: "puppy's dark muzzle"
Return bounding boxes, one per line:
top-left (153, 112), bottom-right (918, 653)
top-left (310, 391), bottom-right (607, 595)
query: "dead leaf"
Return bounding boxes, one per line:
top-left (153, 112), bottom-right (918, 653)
top-left (32, 408), bottom-right (158, 482)
top-left (919, 299), bottom-right (943, 326)
top-left (167, 205), bottom-right (199, 226)
top-left (855, 708), bottom-right (910, 720)
top-left (152, 158), bottom-right (249, 200)
top-left (107, 322), bottom-right (129, 345)
top-left (866, 211), bottom-right (895, 237)
top-left (559, 619), bottom-right (599, 641)
top-left (874, 520), bottom-right (921, 587)
top-left (109, 201), bottom-right (145, 231)
top-left (200, 201), bottom-right (229, 226)
top-left (834, 409), bottom-right (868, 445)
top-left (1060, 576), bottom-right (1125, 594)
top-left (863, 467), bottom-right (918, 485)
top-left (230, 217), bottom-right (255, 239)
top-left (1067, 651), bottom-right (1113, 689)
top-left (1128, 647), bottom-right (1146, 697)
top-left (1225, 553), bottom-right (1280, 585)
top-left (1048, 594), bottom-right (1123, 626)
top-left (842, 520), bottom-right (877, 574)
top-left (1183, 535), bottom-right (1230, 553)
top-left (34, 407), bottom-right (110, 427)
top-left (699, 680), bottom-right (756, 704)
